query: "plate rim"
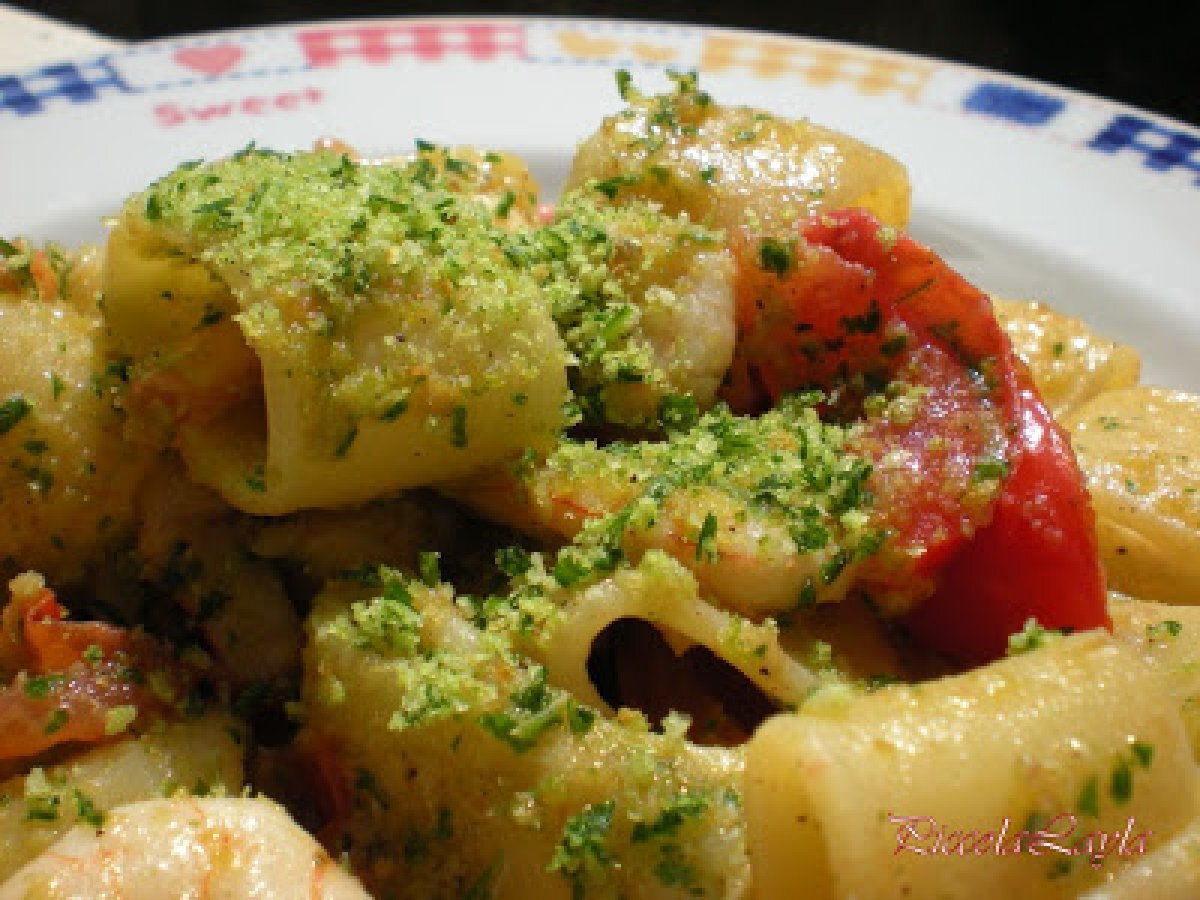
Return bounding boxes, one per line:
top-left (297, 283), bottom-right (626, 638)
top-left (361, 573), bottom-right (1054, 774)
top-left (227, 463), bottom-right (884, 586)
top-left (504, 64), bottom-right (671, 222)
top-left (1, 12), bottom-right (1196, 137)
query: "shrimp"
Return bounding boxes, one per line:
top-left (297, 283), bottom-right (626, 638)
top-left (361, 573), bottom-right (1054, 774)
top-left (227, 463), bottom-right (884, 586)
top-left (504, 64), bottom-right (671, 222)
top-left (515, 190), bottom-right (736, 428)
top-left (446, 396), bottom-right (880, 621)
top-left (452, 209), bottom-right (1109, 665)
top-left (0, 278), bottom-right (149, 584)
top-left (0, 797), bottom-right (370, 899)
top-left (408, 144), bottom-right (545, 230)
top-left (133, 457), bottom-right (301, 688)
top-left (564, 70), bottom-right (911, 235)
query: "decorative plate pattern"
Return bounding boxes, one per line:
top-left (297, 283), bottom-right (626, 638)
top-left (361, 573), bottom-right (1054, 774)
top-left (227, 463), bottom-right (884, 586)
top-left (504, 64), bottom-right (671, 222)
top-left (2, 17), bottom-right (1197, 387)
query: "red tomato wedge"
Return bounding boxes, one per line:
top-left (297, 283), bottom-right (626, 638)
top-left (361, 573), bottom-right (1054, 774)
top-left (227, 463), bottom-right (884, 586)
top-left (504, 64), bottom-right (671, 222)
top-left (20, 588), bottom-right (132, 671)
top-left (0, 585), bottom-right (186, 764)
top-left (0, 660), bottom-right (146, 763)
top-left (723, 209), bottom-right (1108, 663)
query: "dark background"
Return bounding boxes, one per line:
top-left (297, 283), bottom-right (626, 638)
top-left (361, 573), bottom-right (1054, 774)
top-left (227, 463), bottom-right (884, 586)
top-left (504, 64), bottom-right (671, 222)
top-left (10, 0), bottom-right (1199, 126)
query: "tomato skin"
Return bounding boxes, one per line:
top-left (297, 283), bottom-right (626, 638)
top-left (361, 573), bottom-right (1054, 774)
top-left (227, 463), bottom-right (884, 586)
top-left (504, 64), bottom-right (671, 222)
top-left (0, 585), bottom-right (187, 765)
top-left (0, 660), bottom-right (145, 763)
top-left (725, 208), bottom-right (1109, 663)
top-left (21, 588), bottom-right (131, 671)
top-left (904, 380), bottom-right (1110, 664)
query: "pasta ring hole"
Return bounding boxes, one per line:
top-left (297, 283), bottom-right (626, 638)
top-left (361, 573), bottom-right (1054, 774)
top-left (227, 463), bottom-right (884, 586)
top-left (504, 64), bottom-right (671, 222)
top-left (586, 617), bottom-right (778, 746)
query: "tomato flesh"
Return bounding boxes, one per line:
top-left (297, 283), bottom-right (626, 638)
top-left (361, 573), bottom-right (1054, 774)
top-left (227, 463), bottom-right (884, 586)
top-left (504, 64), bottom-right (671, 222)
top-left (724, 209), bottom-right (1108, 663)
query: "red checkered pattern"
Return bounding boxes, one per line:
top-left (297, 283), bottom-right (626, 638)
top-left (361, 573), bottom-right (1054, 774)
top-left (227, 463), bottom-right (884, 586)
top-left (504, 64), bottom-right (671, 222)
top-left (298, 22), bottom-right (526, 67)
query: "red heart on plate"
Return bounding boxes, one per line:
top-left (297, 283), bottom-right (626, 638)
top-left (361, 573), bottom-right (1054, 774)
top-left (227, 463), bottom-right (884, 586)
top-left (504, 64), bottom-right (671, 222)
top-left (174, 45), bottom-right (245, 77)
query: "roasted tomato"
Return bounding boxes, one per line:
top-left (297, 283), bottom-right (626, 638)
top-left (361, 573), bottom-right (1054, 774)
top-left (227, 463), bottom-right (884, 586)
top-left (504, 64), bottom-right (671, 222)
top-left (724, 209), bottom-right (1108, 663)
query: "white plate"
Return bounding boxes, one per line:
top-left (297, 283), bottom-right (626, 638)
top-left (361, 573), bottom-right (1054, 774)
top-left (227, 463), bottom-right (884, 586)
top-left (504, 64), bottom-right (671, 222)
top-left (2, 16), bottom-right (1197, 389)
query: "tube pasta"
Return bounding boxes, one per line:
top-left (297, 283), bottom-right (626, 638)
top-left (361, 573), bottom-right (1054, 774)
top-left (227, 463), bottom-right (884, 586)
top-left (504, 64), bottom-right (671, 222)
top-left (743, 632), bottom-right (1200, 899)
top-left (105, 148), bottom-right (570, 515)
top-left (0, 289), bottom-right (148, 582)
top-left (399, 145), bottom-right (545, 230)
top-left (1081, 812), bottom-right (1200, 900)
top-left (992, 298), bottom-right (1141, 419)
top-left (530, 550), bottom-right (817, 713)
top-left (447, 397), bottom-right (879, 621)
top-left (565, 71), bottom-right (911, 233)
top-left (534, 192), bottom-right (736, 429)
top-left (1109, 594), bottom-right (1200, 757)
top-left (1066, 387), bottom-right (1200, 605)
top-left (303, 566), bottom-right (751, 899)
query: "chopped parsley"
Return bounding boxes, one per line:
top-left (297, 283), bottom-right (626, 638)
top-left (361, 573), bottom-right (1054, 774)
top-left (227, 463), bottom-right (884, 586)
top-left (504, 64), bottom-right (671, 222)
top-left (758, 237), bottom-right (795, 276)
top-left (380, 391), bottom-right (411, 421)
top-left (648, 164), bottom-right (671, 184)
top-left (503, 190), bottom-right (719, 428)
top-left (450, 405), bottom-right (469, 448)
top-left (25, 793), bottom-right (60, 822)
top-left (1131, 741), bottom-right (1155, 769)
top-left (658, 394), bottom-right (699, 432)
top-left (478, 666), bottom-right (593, 753)
top-left (548, 800), bottom-right (616, 899)
top-left (552, 552), bottom-right (592, 588)
top-left (496, 189), bottom-right (516, 219)
top-left (651, 842), bottom-right (699, 890)
top-left (615, 68), bottom-right (635, 102)
top-left (841, 300), bottom-right (883, 335)
top-left (354, 767), bottom-right (390, 811)
top-left (695, 513), bottom-right (719, 563)
top-left (972, 456), bottom-right (1010, 482)
top-left (1146, 620), bottom-right (1182, 640)
top-left (334, 423), bottom-right (359, 458)
top-left (73, 789), bottom-right (105, 830)
top-left (541, 396), bottom-right (879, 595)
top-left (591, 174), bottom-right (642, 200)
top-left (349, 572), bottom-right (423, 657)
top-left (419, 551), bottom-right (441, 587)
top-left (23, 674), bottom-right (63, 700)
top-left (631, 792), bottom-right (708, 843)
top-left (1077, 775), bottom-right (1100, 819)
top-left (443, 156), bottom-right (475, 176)
top-left (495, 545), bottom-right (533, 578)
top-left (1007, 619), bottom-right (1063, 655)
top-left (0, 395), bottom-right (31, 435)
top-left (127, 146), bottom-right (566, 436)
top-left (1110, 758), bottom-right (1133, 804)
top-left (245, 465), bottom-right (266, 493)
top-left (43, 709), bottom-right (68, 735)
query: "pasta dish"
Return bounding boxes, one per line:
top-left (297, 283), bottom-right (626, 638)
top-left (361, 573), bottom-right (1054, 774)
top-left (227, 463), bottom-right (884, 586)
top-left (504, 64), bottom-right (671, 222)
top-left (0, 70), bottom-right (1197, 899)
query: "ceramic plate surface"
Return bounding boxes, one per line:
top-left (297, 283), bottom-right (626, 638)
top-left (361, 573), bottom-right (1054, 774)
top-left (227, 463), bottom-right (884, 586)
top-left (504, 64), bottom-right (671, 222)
top-left (2, 16), bottom-right (1197, 388)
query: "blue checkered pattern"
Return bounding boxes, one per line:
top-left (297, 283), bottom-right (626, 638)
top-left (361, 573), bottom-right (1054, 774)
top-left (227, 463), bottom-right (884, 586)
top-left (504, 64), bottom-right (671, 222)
top-left (1089, 114), bottom-right (1200, 185)
top-left (962, 81), bottom-right (1065, 126)
top-left (0, 58), bottom-right (131, 116)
